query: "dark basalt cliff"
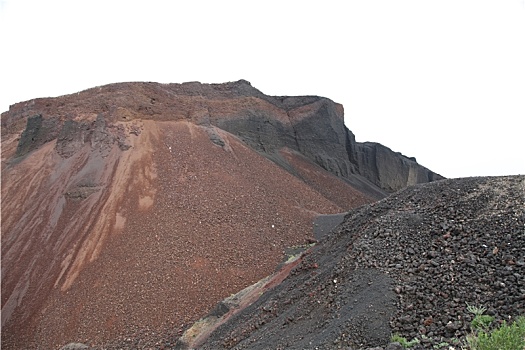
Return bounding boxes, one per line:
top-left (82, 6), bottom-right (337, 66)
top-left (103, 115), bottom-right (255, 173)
top-left (354, 142), bottom-right (444, 192)
top-left (216, 93), bottom-right (444, 194)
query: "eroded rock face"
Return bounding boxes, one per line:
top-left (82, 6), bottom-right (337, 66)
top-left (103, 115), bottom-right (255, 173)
top-left (55, 115), bottom-right (131, 158)
top-left (15, 114), bottom-right (60, 157)
top-left (354, 142), bottom-right (444, 192)
top-left (3, 80), bottom-right (442, 195)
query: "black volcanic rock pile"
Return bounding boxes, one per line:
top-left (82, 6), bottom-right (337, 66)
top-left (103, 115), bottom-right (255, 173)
top-left (200, 176), bottom-right (524, 349)
top-left (351, 175), bottom-right (525, 347)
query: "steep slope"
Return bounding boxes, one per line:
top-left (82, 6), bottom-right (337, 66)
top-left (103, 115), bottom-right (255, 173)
top-left (199, 176), bottom-right (525, 349)
top-left (1, 80), bottom-right (442, 349)
top-left (1, 119), bottom-right (348, 349)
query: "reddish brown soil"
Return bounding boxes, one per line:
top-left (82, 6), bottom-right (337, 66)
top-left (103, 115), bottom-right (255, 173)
top-left (1, 118), bottom-right (364, 349)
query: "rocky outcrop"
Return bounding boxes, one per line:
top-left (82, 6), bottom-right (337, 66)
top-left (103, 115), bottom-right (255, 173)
top-left (15, 114), bottom-right (60, 157)
top-left (2, 80), bottom-right (442, 196)
top-left (55, 115), bottom-right (130, 158)
top-left (354, 142), bottom-right (444, 192)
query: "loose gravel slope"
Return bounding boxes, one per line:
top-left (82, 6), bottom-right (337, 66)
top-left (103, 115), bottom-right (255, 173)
top-left (200, 175), bottom-right (525, 349)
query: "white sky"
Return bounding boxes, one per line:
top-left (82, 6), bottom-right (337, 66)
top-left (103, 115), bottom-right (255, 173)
top-left (1, 0), bottom-right (524, 178)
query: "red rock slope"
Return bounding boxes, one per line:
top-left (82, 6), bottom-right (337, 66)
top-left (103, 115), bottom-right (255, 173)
top-left (1, 81), bottom-right (382, 349)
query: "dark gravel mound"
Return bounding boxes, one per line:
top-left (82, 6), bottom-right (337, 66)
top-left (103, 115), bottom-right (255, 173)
top-left (200, 175), bottom-right (525, 349)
